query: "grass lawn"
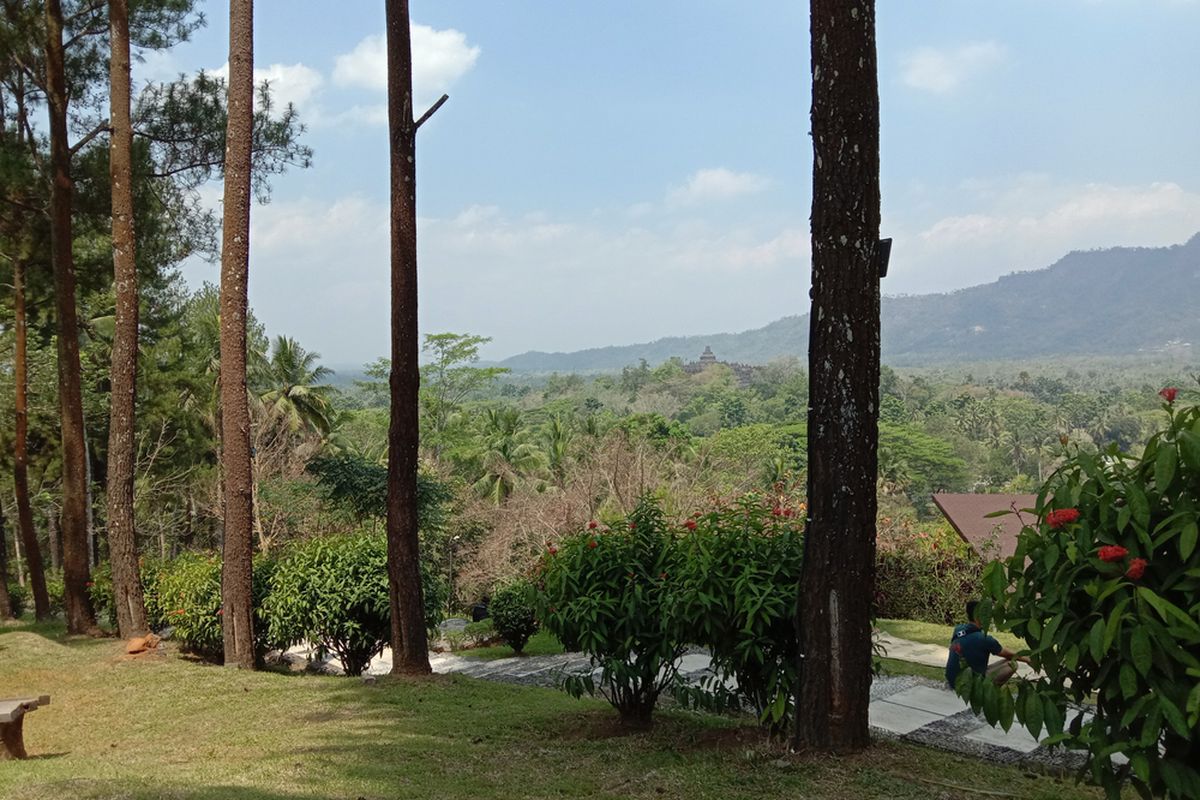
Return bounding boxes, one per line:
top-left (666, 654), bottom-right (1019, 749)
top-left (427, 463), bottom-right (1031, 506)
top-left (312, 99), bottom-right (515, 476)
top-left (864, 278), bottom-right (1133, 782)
top-left (0, 620), bottom-right (1115, 800)
top-left (458, 630), bottom-right (565, 660)
top-left (876, 617), bottom-right (1026, 654)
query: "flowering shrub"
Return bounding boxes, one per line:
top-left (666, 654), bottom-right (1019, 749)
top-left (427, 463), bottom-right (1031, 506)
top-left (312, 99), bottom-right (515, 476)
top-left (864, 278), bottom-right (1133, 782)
top-left (669, 493), bottom-right (804, 733)
top-left (874, 520), bottom-right (985, 624)
top-left (263, 532), bottom-right (445, 676)
top-left (534, 496), bottom-right (683, 726)
top-left (962, 389), bottom-right (1200, 800)
top-left (489, 579), bottom-right (539, 654)
top-left (87, 559), bottom-right (165, 630)
top-left (153, 552), bottom-right (277, 661)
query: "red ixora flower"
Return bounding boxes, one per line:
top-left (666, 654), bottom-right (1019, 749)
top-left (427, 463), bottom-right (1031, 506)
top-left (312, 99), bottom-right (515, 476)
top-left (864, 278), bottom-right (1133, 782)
top-left (85, 581), bottom-right (94, 588)
top-left (547, 545), bottom-right (558, 555)
top-left (1159, 387), bottom-right (1178, 404)
top-left (216, 609), bottom-right (224, 616)
top-left (1046, 508), bottom-right (1080, 529)
top-left (1125, 558), bottom-right (1148, 580)
top-left (684, 519), bottom-right (697, 530)
top-left (782, 508), bottom-right (794, 518)
top-left (173, 609), bottom-right (186, 615)
top-left (587, 539), bottom-right (598, 549)
top-left (588, 520), bottom-right (598, 530)
top-left (772, 506), bottom-right (783, 516)
top-left (1098, 545), bottom-right (1129, 563)
top-left (629, 522), bottom-right (637, 530)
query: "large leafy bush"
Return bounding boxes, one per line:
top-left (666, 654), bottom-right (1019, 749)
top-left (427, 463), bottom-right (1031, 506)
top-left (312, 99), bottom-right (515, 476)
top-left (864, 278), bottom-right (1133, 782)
top-left (489, 579), bottom-right (538, 654)
top-left (670, 494), bottom-right (804, 732)
top-left (154, 552), bottom-right (277, 661)
top-left (874, 520), bottom-right (984, 624)
top-left (535, 497), bottom-right (683, 726)
top-left (961, 389), bottom-right (1200, 800)
top-left (263, 532), bottom-right (446, 675)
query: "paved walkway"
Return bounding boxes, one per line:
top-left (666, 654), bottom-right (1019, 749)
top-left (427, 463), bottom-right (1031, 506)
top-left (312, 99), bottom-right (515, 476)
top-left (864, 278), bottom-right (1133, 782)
top-left (291, 631), bottom-right (1083, 772)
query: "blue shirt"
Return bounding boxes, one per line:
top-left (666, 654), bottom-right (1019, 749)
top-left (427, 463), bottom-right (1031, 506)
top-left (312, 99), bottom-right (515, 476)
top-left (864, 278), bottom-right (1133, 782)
top-left (945, 623), bottom-right (1002, 688)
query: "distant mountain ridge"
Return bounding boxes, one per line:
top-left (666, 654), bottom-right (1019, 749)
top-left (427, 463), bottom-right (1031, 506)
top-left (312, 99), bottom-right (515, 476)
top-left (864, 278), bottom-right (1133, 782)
top-left (497, 235), bottom-right (1200, 372)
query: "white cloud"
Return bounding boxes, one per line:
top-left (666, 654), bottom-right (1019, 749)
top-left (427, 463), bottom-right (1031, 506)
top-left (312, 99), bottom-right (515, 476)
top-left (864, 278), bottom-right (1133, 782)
top-left (210, 61), bottom-right (324, 114)
top-left (900, 41), bottom-right (1006, 94)
top-left (891, 181), bottom-right (1200, 294)
top-left (180, 193), bottom-right (810, 363)
top-left (332, 25), bottom-right (480, 110)
top-left (666, 168), bottom-right (771, 207)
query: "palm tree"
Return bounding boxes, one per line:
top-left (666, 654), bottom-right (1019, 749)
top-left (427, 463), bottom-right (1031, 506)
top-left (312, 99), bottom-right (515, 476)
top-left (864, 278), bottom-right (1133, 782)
top-left (257, 336), bottom-right (335, 436)
top-left (473, 408), bottom-right (547, 504)
top-left (543, 413), bottom-right (573, 488)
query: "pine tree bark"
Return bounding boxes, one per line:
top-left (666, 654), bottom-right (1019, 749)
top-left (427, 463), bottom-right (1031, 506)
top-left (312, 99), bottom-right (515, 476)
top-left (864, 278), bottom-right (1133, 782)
top-left (13, 258), bottom-right (51, 619)
top-left (384, 0), bottom-right (431, 675)
top-left (106, 0), bottom-right (148, 638)
top-left (793, 0), bottom-right (881, 753)
top-left (45, 0), bottom-right (97, 635)
top-left (218, 0), bottom-right (257, 669)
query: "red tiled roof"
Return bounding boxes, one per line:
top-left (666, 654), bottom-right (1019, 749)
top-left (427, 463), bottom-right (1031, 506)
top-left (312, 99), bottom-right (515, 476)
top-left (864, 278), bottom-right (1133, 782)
top-left (932, 493), bottom-right (1039, 561)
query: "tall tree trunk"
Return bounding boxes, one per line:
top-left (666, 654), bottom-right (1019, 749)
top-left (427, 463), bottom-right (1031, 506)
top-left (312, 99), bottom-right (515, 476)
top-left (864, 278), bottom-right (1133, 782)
top-left (218, 0), bottom-right (257, 669)
top-left (106, 0), bottom-right (148, 638)
top-left (0, 507), bottom-right (13, 619)
top-left (384, 0), bottom-right (431, 675)
top-left (45, 0), bottom-right (96, 634)
top-left (794, 0), bottom-right (881, 753)
top-left (13, 258), bottom-right (50, 619)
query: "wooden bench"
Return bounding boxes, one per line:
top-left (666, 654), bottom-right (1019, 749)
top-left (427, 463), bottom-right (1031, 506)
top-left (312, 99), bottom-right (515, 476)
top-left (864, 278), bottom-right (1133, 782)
top-left (0, 695), bottom-right (50, 760)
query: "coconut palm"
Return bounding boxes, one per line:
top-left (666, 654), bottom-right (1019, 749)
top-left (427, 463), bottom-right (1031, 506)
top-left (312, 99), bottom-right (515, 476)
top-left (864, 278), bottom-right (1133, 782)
top-left (472, 408), bottom-right (547, 505)
top-left (257, 335), bottom-right (336, 436)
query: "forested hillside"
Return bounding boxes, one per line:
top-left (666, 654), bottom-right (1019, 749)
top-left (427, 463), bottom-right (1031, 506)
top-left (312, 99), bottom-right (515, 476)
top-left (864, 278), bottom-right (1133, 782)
top-left (496, 235), bottom-right (1200, 371)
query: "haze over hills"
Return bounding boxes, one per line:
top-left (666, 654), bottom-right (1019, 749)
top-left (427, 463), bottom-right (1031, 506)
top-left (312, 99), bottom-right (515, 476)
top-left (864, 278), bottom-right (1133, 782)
top-left (495, 235), bottom-right (1200, 372)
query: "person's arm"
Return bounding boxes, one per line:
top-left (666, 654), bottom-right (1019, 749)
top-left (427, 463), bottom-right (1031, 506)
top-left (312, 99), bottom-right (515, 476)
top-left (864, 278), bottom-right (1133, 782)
top-left (997, 646), bottom-right (1030, 665)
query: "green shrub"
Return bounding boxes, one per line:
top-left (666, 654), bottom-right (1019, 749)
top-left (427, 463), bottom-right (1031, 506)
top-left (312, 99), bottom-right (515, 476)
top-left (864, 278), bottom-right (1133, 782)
top-left (534, 496), bottom-right (683, 726)
top-left (489, 580), bottom-right (538, 654)
top-left (874, 521), bottom-right (984, 624)
top-left (87, 562), bottom-right (115, 627)
top-left (463, 619), bottom-right (496, 647)
top-left (264, 532), bottom-right (446, 676)
top-left (155, 552), bottom-right (277, 661)
top-left (6, 583), bottom-right (28, 618)
top-left (43, 571), bottom-right (65, 617)
top-left (670, 494), bottom-right (804, 732)
top-left (961, 389), bottom-right (1200, 800)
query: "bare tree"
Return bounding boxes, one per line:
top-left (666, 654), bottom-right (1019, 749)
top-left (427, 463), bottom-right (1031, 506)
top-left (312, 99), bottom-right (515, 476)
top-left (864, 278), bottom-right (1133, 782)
top-left (794, 0), bottom-right (882, 752)
top-left (218, 0), bottom-right (257, 669)
top-left (384, 0), bottom-right (447, 674)
top-left (106, 0), bottom-right (148, 638)
top-left (44, 0), bottom-right (96, 634)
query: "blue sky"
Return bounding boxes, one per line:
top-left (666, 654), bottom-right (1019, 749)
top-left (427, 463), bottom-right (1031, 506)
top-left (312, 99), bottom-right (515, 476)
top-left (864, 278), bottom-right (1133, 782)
top-left (142, 0), bottom-right (1200, 366)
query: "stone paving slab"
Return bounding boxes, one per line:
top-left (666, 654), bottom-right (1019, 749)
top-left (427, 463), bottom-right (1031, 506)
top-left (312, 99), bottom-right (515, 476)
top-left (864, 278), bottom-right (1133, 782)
top-left (869, 700), bottom-right (943, 735)
top-left (884, 685), bottom-right (973, 717)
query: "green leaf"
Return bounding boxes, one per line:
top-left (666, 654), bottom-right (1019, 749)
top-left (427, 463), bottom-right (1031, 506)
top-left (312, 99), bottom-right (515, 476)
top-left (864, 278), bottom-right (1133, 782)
top-left (1023, 688), bottom-right (1044, 739)
top-left (1138, 587), bottom-right (1200, 636)
top-left (1119, 663), bottom-right (1138, 699)
top-left (1159, 696), bottom-right (1191, 738)
top-left (1181, 521), bottom-right (1198, 561)
top-left (1089, 617), bottom-right (1106, 662)
top-left (1180, 430), bottom-right (1200, 472)
top-left (1131, 627), bottom-right (1153, 676)
top-left (1154, 443), bottom-right (1177, 493)
top-left (999, 689), bottom-right (1015, 732)
top-left (1127, 485), bottom-right (1150, 532)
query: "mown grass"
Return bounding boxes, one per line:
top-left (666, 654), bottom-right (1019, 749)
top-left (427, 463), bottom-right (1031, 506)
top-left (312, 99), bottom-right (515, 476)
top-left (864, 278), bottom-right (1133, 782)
top-left (0, 620), bottom-right (1115, 800)
top-left (876, 617), bottom-right (1025, 653)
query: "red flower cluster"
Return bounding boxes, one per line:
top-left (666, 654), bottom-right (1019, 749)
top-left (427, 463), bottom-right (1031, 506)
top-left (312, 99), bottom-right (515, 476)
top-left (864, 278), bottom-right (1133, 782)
top-left (782, 508), bottom-right (794, 518)
top-left (216, 609), bottom-right (224, 616)
top-left (1159, 387), bottom-right (1178, 404)
top-left (683, 519), bottom-right (697, 530)
top-left (1046, 508), bottom-right (1080, 529)
top-left (587, 539), bottom-right (598, 549)
top-left (771, 506), bottom-right (783, 516)
top-left (587, 520), bottom-right (598, 530)
top-left (1098, 545), bottom-right (1129, 563)
top-left (628, 522), bottom-right (637, 530)
top-left (547, 545), bottom-right (558, 555)
top-left (1125, 558), bottom-right (1148, 581)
